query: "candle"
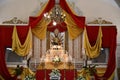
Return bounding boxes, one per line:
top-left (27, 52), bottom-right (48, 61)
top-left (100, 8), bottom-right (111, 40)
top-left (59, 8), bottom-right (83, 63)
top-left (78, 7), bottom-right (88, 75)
top-left (35, 59), bottom-right (36, 68)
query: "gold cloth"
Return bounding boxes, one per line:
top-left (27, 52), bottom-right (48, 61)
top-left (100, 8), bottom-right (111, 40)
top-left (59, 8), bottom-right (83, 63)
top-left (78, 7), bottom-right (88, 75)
top-left (37, 62), bottom-right (74, 70)
top-left (8, 67), bottom-right (35, 80)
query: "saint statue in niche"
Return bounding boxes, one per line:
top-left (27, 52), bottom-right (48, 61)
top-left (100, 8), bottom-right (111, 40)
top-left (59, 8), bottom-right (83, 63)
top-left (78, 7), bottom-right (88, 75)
top-left (51, 29), bottom-right (63, 45)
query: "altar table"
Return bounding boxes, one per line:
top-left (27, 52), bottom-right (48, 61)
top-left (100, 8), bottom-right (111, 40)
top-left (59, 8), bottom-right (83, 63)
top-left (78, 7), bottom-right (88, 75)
top-left (37, 62), bottom-right (74, 69)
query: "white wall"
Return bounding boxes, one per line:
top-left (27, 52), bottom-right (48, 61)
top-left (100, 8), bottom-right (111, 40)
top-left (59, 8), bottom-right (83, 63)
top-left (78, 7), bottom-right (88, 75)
top-left (0, 0), bottom-right (41, 22)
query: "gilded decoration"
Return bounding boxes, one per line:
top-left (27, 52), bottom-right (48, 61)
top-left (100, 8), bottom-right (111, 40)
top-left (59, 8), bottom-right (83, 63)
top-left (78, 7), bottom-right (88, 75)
top-left (50, 29), bottom-right (64, 45)
top-left (87, 18), bottom-right (113, 24)
top-left (2, 17), bottom-right (27, 24)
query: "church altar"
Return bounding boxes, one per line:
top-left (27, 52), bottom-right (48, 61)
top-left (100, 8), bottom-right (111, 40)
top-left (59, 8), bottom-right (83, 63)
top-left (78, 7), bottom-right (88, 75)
top-left (36, 44), bottom-right (76, 80)
top-left (37, 45), bottom-right (75, 69)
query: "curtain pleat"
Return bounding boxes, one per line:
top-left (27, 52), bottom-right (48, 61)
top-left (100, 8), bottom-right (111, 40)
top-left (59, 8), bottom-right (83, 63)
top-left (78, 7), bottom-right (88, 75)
top-left (85, 26), bottom-right (117, 80)
top-left (12, 26), bottom-right (32, 56)
top-left (84, 27), bottom-right (103, 58)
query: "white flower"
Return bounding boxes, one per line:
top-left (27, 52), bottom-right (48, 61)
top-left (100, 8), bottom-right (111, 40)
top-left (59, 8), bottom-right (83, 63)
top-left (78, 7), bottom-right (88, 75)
top-left (53, 56), bottom-right (60, 62)
top-left (49, 69), bottom-right (61, 77)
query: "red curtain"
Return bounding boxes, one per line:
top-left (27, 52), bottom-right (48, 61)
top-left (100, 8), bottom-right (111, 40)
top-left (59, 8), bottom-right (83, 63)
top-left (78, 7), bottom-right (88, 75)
top-left (36, 69), bottom-right (45, 80)
top-left (65, 69), bottom-right (77, 80)
top-left (0, 0), bottom-right (85, 79)
top-left (0, 47), bottom-right (17, 80)
top-left (59, 69), bottom-right (65, 80)
top-left (29, 0), bottom-right (55, 28)
top-left (0, 26), bottom-right (29, 80)
top-left (45, 69), bottom-right (52, 80)
top-left (59, 0), bottom-right (85, 29)
top-left (86, 26), bottom-right (117, 79)
top-left (29, 0), bottom-right (85, 32)
top-left (47, 21), bottom-right (67, 32)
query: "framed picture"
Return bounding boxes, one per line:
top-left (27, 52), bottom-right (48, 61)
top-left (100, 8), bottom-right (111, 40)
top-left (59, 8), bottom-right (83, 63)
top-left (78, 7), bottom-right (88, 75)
top-left (5, 48), bottom-right (24, 63)
top-left (91, 48), bottom-right (109, 65)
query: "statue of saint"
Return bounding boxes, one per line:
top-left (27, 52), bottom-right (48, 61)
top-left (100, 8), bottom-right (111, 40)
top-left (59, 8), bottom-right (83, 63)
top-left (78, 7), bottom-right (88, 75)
top-left (51, 29), bottom-right (63, 45)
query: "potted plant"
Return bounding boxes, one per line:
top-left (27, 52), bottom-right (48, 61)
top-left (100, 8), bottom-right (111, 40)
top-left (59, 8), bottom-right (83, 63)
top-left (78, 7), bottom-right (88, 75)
top-left (24, 74), bottom-right (36, 80)
top-left (15, 65), bottom-right (23, 79)
top-left (84, 64), bottom-right (97, 79)
top-left (77, 75), bottom-right (86, 80)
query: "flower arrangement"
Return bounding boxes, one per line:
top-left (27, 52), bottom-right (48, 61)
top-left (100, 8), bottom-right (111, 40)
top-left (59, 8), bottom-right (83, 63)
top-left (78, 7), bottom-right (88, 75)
top-left (24, 74), bottom-right (36, 80)
top-left (49, 69), bottom-right (61, 77)
top-left (15, 65), bottom-right (23, 76)
top-left (77, 75), bottom-right (86, 80)
top-left (53, 56), bottom-right (61, 63)
top-left (83, 64), bottom-right (97, 76)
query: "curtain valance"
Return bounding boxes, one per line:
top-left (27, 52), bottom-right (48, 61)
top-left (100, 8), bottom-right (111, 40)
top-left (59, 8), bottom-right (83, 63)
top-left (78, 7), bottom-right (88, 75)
top-left (30, 0), bottom-right (85, 39)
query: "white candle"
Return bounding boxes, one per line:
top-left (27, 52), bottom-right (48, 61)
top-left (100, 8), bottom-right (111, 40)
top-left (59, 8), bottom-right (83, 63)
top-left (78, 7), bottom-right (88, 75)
top-left (35, 59), bottom-right (36, 68)
top-left (83, 60), bottom-right (86, 67)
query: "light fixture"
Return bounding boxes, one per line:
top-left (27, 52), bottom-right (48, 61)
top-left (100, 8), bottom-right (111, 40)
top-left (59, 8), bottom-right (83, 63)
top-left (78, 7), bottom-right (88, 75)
top-left (44, 4), bottom-right (66, 26)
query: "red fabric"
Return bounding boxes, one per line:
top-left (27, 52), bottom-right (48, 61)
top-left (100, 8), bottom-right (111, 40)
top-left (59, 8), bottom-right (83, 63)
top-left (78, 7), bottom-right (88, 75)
top-left (47, 21), bottom-right (67, 32)
top-left (86, 26), bottom-right (117, 80)
top-left (59, 0), bottom-right (85, 29)
top-left (0, 26), bottom-right (29, 46)
top-left (0, 27), bottom-right (13, 80)
top-left (0, 25), bottom-right (29, 80)
top-left (65, 69), bottom-right (77, 80)
top-left (0, 47), bottom-right (16, 80)
top-left (45, 69), bottom-right (52, 80)
top-left (36, 69), bottom-right (45, 80)
top-left (29, 0), bottom-right (85, 31)
top-left (0, 1), bottom-right (55, 78)
top-left (29, 0), bottom-right (55, 28)
top-left (59, 69), bottom-right (65, 80)
top-left (35, 69), bottom-right (76, 80)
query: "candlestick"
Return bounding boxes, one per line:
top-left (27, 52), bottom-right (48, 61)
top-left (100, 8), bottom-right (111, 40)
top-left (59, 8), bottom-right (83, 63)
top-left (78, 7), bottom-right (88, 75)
top-left (35, 59), bottom-right (36, 69)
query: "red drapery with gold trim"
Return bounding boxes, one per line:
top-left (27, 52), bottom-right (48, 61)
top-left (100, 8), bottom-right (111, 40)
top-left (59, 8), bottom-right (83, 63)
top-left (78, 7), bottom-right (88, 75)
top-left (29, 0), bottom-right (85, 32)
top-left (0, 0), bottom-right (116, 79)
top-left (86, 26), bottom-right (117, 80)
top-left (29, 0), bottom-right (55, 28)
top-left (47, 21), bottom-right (67, 32)
top-left (0, 26), bottom-right (29, 80)
top-left (59, 0), bottom-right (85, 29)
top-left (0, 0), bottom-right (85, 78)
top-left (0, 26), bottom-right (117, 80)
top-left (0, 27), bottom-right (13, 80)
